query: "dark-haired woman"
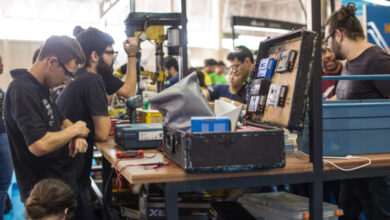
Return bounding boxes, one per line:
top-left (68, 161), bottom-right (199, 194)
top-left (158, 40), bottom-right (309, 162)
top-left (25, 179), bottom-right (76, 220)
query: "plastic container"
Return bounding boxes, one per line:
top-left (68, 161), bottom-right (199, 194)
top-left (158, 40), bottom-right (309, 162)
top-left (191, 116), bottom-right (230, 132)
top-left (138, 109), bottom-right (163, 123)
top-left (238, 192), bottom-right (342, 220)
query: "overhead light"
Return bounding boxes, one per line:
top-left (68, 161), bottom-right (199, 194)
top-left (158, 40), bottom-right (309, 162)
top-left (234, 25), bottom-right (290, 34)
top-left (232, 16), bottom-right (305, 33)
top-left (230, 16), bottom-right (305, 47)
top-left (364, 0), bottom-right (390, 6)
top-left (222, 36), bottom-right (267, 50)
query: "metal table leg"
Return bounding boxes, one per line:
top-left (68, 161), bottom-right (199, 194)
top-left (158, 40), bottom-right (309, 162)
top-left (102, 157), bottom-right (113, 220)
top-left (165, 183), bottom-right (179, 220)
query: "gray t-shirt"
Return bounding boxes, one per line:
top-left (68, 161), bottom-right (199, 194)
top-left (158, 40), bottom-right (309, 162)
top-left (336, 46), bottom-right (390, 100)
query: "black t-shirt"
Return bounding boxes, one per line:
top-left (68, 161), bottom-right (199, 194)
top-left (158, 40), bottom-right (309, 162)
top-left (336, 46), bottom-right (390, 100)
top-left (56, 69), bottom-right (109, 183)
top-left (103, 73), bottom-right (123, 95)
top-left (4, 69), bottom-right (76, 201)
top-left (51, 73), bottom-right (123, 102)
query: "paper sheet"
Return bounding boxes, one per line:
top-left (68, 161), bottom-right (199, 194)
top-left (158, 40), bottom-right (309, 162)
top-left (215, 100), bottom-right (243, 131)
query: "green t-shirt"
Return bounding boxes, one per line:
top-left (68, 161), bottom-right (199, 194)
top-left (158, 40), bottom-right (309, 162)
top-left (209, 73), bottom-right (227, 85)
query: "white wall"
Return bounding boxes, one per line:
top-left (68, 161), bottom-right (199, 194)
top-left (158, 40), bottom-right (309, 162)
top-left (0, 40), bottom-right (44, 90)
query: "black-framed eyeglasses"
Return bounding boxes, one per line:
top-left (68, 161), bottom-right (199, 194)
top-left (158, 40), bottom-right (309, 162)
top-left (57, 59), bottom-right (73, 79)
top-left (323, 30), bottom-right (335, 46)
top-left (103, 50), bottom-right (118, 59)
top-left (228, 63), bottom-right (242, 76)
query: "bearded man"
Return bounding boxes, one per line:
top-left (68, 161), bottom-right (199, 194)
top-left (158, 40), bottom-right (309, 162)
top-left (56, 27), bottom-right (138, 219)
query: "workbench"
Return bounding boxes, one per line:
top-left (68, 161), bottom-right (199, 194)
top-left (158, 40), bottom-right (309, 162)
top-left (96, 136), bottom-right (390, 219)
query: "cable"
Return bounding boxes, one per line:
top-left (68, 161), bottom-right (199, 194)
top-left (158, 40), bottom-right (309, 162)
top-left (104, 163), bottom-right (115, 204)
top-left (299, 152), bottom-right (372, 172)
top-left (112, 154), bottom-right (169, 191)
top-left (323, 155), bottom-right (371, 172)
top-left (143, 151), bottom-right (158, 158)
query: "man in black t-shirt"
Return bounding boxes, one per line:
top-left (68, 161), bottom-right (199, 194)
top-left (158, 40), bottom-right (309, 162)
top-left (56, 28), bottom-right (138, 220)
top-left (325, 4), bottom-right (390, 219)
top-left (4, 36), bottom-right (89, 202)
top-left (48, 25), bottom-right (136, 101)
top-left (74, 26), bottom-right (137, 98)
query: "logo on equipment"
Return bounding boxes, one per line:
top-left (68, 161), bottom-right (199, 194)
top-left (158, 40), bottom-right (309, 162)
top-left (42, 99), bottom-right (55, 127)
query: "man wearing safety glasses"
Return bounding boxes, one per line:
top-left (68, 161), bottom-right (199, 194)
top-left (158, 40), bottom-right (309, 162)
top-left (203, 45), bottom-right (254, 107)
top-left (4, 35), bottom-right (90, 204)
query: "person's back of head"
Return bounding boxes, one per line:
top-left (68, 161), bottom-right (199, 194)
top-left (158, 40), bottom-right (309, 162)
top-left (163, 56), bottom-right (179, 72)
top-left (196, 70), bottom-right (207, 88)
top-left (188, 67), bottom-right (206, 88)
top-left (36, 36), bottom-right (85, 66)
top-left (76, 27), bottom-right (115, 68)
top-left (227, 45), bottom-right (254, 64)
top-left (215, 61), bottom-right (226, 75)
top-left (217, 61), bottom-right (225, 67)
top-left (204, 59), bottom-right (217, 67)
top-left (25, 178), bottom-right (76, 220)
top-left (72, 26), bottom-right (84, 38)
top-left (203, 59), bottom-right (217, 74)
top-left (325, 3), bottom-right (364, 41)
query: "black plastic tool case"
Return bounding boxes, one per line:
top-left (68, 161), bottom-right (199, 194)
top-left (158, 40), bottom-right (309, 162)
top-left (163, 31), bottom-right (316, 173)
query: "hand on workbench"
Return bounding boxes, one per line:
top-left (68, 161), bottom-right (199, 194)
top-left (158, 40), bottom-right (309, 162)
top-left (124, 37), bottom-right (139, 56)
top-left (72, 121), bottom-right (90, 137)
top-left (68, 137), bottom-right (88, 158)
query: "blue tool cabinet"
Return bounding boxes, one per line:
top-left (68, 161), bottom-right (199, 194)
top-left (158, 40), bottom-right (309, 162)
top-left (300, 74), bottom-right (390, 156)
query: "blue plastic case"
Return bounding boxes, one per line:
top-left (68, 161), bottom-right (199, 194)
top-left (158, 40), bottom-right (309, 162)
top-left (191, 117), bottom-right (230, 132)
top-left (257, 58), bottom-right (276, 79)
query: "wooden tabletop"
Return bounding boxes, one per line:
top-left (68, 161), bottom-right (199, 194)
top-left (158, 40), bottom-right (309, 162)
top-left (96, 136), bottom-right (390, 184)
top-left (96, 136), bottom-right (313, 184)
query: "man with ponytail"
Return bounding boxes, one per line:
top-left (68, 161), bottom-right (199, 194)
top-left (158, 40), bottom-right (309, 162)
top-left (325, 3), bottom-right (390, 219)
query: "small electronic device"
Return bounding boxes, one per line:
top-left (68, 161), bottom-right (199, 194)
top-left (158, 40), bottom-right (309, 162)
top-left (248, 79), bottom-right (271, 113)
top-left (250, 81), bottom-right (261, 95)
top-left (278, 85), bottom-right (288, 107)
top-left (266, 84), bottom-right (281, 106)
top-left (257, 58), bottom-right (276, 78)
top-left (250, 79), bottom-right (270, 95)
top-left (114, 123), bottom-right (163, 150)
top-left (248, 96), bottom-right (260, 113)
top-left (266, 84), bottom-right (288, 107)
top-left (116, 149), bottom-right (145, 158)
top-left (191, 117), bottom-right (230, 133)
top-left (275, 50), bottom-right (297, 73)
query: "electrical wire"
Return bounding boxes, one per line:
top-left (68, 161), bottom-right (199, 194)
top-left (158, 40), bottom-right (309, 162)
top-left (103, 147), bottom-right (164, 205)
top-left (143, 151), bottom-right (158, 158)
top-left (299, 152), bottom-right (372, 171)
top-left (323, 155), bottom-right (371, 172)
